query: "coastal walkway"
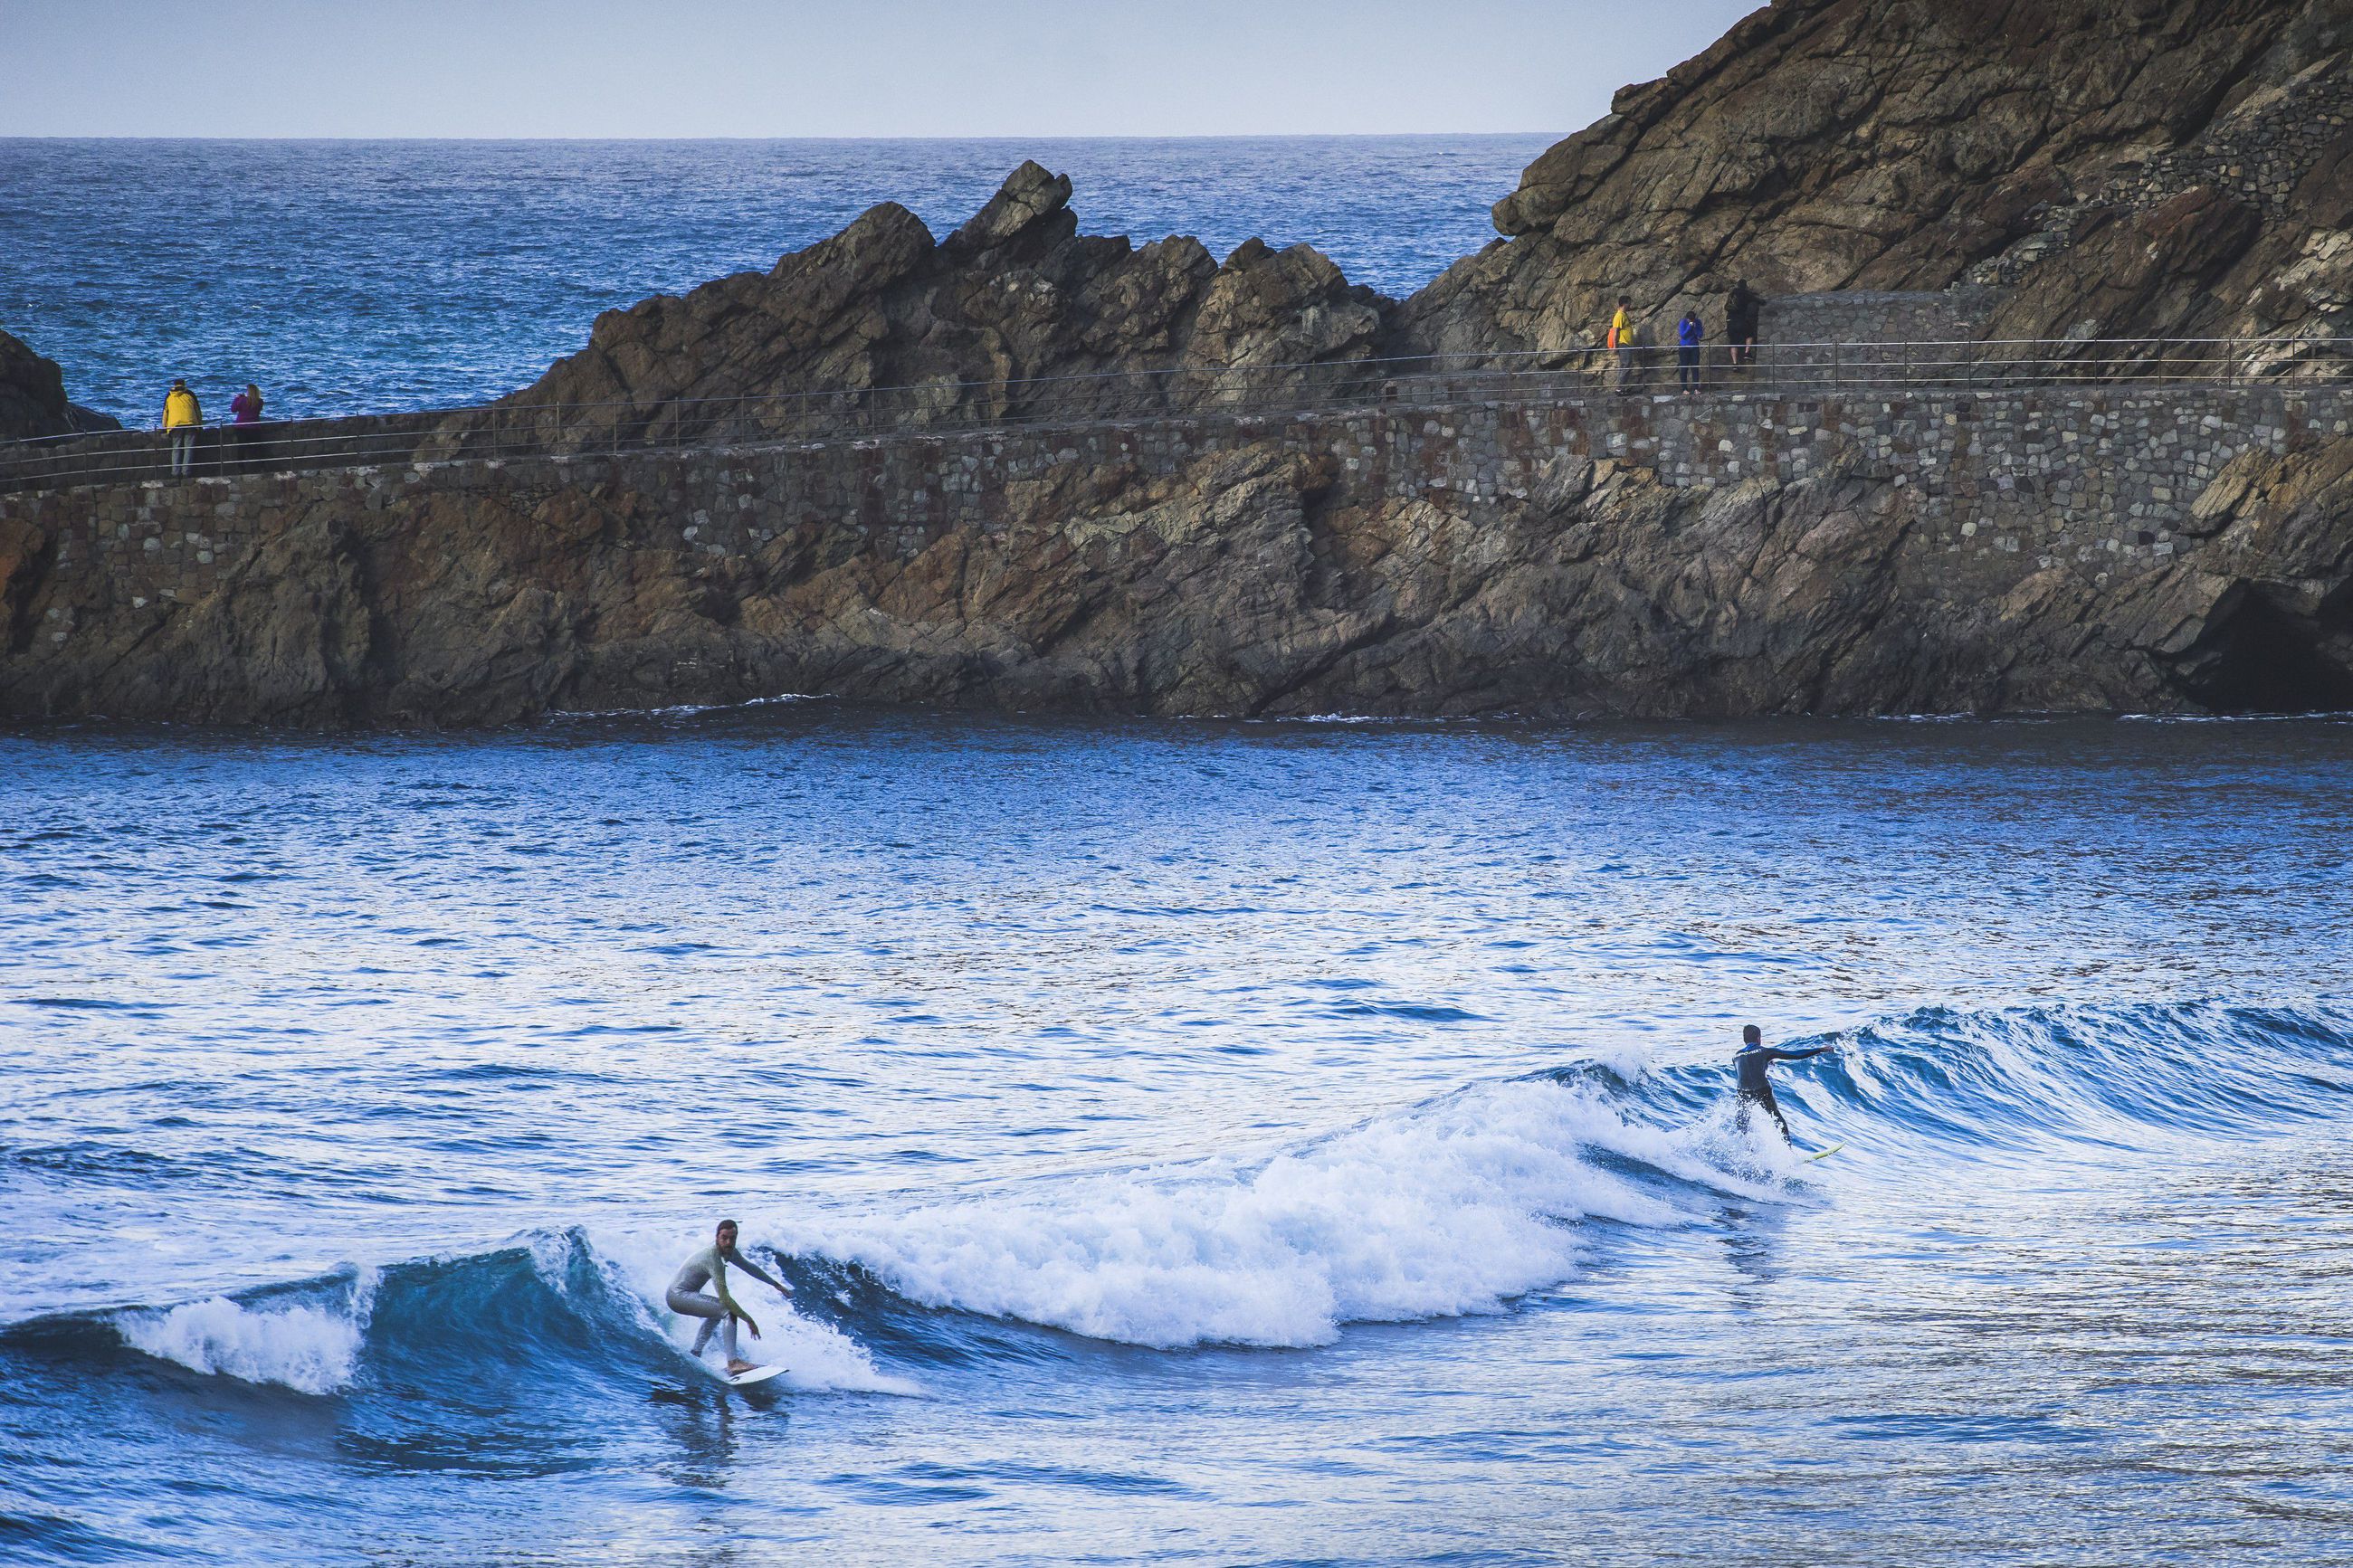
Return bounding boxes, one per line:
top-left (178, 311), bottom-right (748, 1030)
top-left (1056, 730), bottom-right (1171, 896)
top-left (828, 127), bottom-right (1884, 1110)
top-left (0, 337), bottom-right (2339, 498)
top-left (3, 345), bottom-right (2348, 728)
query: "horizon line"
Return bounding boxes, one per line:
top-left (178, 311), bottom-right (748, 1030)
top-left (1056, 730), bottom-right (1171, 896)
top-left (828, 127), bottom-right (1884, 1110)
top-left (0, 129), bottom-right (1573, 145)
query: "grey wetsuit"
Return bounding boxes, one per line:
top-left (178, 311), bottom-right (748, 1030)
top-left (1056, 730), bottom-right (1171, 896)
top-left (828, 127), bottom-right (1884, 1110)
top-left (667, 1243), bottom-right (786, 1361)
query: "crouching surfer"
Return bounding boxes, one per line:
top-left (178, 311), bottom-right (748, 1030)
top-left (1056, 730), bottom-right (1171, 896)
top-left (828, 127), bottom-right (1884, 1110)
top-left (1734, 1024), bottom-right (1834, 1144)
top-left (668, 1218), bottom-right (791, 1376)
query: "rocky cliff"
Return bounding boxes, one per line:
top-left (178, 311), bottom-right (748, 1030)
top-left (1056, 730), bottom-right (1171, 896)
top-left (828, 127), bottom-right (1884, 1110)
top-left (448, 161), bottom-right (1387, 456)
top-left (7, 386), bottom-right (2348, 725)
top-left (0, 328), bottom-right (118, 442)
top-left (477, 0), bottom-right (2353, 415)
top-left (5, 0), bottom-right (2353, 729)
top-left (1403, 0), bottom-right (2353, 361)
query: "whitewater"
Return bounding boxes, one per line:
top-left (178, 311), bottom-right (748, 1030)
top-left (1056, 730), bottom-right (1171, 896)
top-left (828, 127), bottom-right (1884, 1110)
top-left (5, 708), bottom-right (2352, 1564)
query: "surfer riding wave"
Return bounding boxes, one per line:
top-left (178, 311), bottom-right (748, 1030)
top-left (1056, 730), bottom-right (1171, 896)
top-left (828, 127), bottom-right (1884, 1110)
top-left (667, 1218), bottom-right (792, 1376)
top-left (1734, 1024), bottom-right (1835, 1144)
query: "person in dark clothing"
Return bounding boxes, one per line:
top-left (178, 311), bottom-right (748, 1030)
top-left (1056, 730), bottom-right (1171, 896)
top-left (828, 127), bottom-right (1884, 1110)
top-left (1726, 282), bottom-right (1762, 370)
top-left (1677, 310), bottom-right (1706, 390)
top-left (1734, 1023), bottom-right (1833, 1142)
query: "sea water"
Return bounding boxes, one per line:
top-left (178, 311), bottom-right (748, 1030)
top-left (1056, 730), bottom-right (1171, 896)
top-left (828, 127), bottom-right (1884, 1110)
top-left (0, 136), bottom-right (1557, 425)
top-left (6, 138), bottom-right (2353, 1565)
top-left (5, 708), bottom-right (2352, 1563)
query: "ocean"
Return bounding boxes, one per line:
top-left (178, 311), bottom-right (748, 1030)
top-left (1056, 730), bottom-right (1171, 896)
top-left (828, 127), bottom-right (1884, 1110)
top-left (4, 708), bottom-right (2351, 1563)
top-left (5, 140), bottom-right (2353, 1566)
top-left (0, 136), bottom-right (1557, 425)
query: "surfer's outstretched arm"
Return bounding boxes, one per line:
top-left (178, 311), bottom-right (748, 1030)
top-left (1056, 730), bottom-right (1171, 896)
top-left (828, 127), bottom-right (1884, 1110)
top-left (1764, 1045), bottom-right (1834, 1064)
top-left (723, 1247), bottom-right (791, 1297)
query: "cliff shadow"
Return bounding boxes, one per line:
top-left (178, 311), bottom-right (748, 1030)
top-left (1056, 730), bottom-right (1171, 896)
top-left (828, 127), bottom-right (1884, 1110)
top-left (2177, 581), bottom-right (2353, 714)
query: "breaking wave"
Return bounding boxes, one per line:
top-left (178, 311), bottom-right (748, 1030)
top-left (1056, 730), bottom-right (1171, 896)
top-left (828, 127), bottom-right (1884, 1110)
top-left (769, 1002), bottom-right (2353, 1350)
top-left (117, 1273), bottom-right (376, 1396)
top-left (11, 1003), bottom-right (2347, 1396)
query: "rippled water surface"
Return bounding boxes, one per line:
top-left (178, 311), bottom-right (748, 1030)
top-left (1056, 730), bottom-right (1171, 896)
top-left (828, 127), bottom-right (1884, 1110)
top-left (4, 709), bottom-right (2351, 1564)
top-left (0, 136), bottom-right (1554, 425)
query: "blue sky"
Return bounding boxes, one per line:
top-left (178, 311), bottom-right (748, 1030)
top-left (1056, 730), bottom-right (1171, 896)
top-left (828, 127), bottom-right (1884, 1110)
top-left (2, 0), bottom-right (1760, 137)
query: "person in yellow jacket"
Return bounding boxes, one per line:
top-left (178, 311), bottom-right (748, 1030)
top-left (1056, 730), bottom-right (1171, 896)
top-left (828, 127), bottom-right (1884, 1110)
top-left (162, 379), bottom-right (203, 478)
top-left (1608, 296), bottom-right (1635, 392)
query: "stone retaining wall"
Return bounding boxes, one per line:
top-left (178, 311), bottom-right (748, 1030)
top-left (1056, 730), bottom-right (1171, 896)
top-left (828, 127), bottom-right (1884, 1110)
top-left (1758, 289), bottom-right (2005, 351)
top-left (5, 384), bottom-right (2345, 641)
top-left (1968, 57), bottom-right (2353, 290)
top-left (2117, 58), bottom-right (2353, 221)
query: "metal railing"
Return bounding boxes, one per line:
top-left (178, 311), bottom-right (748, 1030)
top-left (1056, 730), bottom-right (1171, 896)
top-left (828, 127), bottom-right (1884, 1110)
top-left (1, 337), bottom-right (2341, 497)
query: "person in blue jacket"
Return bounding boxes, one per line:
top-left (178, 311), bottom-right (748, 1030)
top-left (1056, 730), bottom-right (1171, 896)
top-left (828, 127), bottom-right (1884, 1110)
top-left (1734, 1024), bottom-right (1833, 1141)
top-left (1677, 309), bottom-right (1707, 391)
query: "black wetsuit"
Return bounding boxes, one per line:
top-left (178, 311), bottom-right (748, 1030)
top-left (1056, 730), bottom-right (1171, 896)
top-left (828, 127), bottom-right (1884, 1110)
top-left (1734, 1044), bottom-right (1831, 1140)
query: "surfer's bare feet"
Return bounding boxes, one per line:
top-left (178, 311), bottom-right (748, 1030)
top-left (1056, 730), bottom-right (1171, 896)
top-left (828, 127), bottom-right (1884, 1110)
top-left (726, 1359), bottom-right (757, 1375)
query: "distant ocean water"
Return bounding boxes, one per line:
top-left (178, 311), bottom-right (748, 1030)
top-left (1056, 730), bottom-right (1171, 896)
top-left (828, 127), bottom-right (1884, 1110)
top-left (0, 136), bottom-right (1556, 425)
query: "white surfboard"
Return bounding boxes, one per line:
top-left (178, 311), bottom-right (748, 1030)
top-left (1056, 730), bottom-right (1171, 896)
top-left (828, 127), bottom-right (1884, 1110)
top-left (1800, 1141), bottom-right (1844, 1163)
top-left (698, 1359), bottom-right (789, 1388)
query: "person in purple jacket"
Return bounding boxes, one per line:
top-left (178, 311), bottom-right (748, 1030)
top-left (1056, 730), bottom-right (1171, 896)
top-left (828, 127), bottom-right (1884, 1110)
top-left (229, 384), bottom-right (265, 470)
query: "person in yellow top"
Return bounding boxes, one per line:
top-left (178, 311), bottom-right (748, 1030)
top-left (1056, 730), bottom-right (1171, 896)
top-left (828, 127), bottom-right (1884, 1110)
top-left (162, 379), bottom-right (203, 478)
top-left (1608, 296), bottom-right (1635, 392)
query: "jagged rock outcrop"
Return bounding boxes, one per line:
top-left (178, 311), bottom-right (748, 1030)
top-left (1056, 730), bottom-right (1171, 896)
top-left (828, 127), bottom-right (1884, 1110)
top-left (451, 159), bottom-right (1386, 455)
top-left (1399, 0), bottom-right (2353, 359)
top-left (7, 0), bottom-right (2353, 730)
top-left (0, 328), bottom-right (119, 442)
top-left (453, 0), bottom-right (2353, 430)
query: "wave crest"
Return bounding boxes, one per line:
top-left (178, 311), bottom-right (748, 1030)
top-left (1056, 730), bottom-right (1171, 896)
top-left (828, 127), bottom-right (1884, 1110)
top-left (777, 1079), bottom-right (1757, 1349)
top-left (47, 1003), bottom-right (2351, 1384)
top-left (116, 1272), bottom-right (376, 1395)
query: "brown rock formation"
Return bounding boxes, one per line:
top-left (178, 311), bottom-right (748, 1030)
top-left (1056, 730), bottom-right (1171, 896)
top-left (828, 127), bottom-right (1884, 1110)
top-left (453, 0), bottom-right (2353, 430)
top-left (0, 328), bottom-right (119, 442)
top-left (7, 386), bottom-right (2349, 726)
top-left (7, 0), bottom-right (2353, 730)
top-left (455, 159), bottom-right (1385, 455)
top-left (1399, 0), bottom-right (2353, 358)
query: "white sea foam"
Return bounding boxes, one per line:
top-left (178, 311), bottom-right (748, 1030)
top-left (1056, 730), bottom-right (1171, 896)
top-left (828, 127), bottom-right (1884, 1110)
top-left (546, 693), bottom-right (817, 722)
top-left (117, 1271), bottom-right (376, 1395)
top-left (782, 1079), bottom-right (1730, 1349)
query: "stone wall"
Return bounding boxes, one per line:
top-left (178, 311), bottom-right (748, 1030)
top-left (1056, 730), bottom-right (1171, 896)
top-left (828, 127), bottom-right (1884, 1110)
top-left (2114, 56), bottom-right (2353, 222)
top-left (1754, 289), bottom-right (2010, 384)
top-left (1967, 54), bottom-right (2353, 291)
top-left (1757, 289), bottom-right (2005, 350)
top-left (1590, 384), bottom-right (2348, 575)
top-left (9, 382), bottom-right (2340, 622)
top-left (5, 380), bottom-right (2348, 724)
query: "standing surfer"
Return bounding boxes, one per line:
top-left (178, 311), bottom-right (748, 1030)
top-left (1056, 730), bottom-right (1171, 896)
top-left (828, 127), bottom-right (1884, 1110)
top-left (668, 1219), bottom-right (792, 1376)
top-left (1734, 1024), bottom-right (1834, 1143)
